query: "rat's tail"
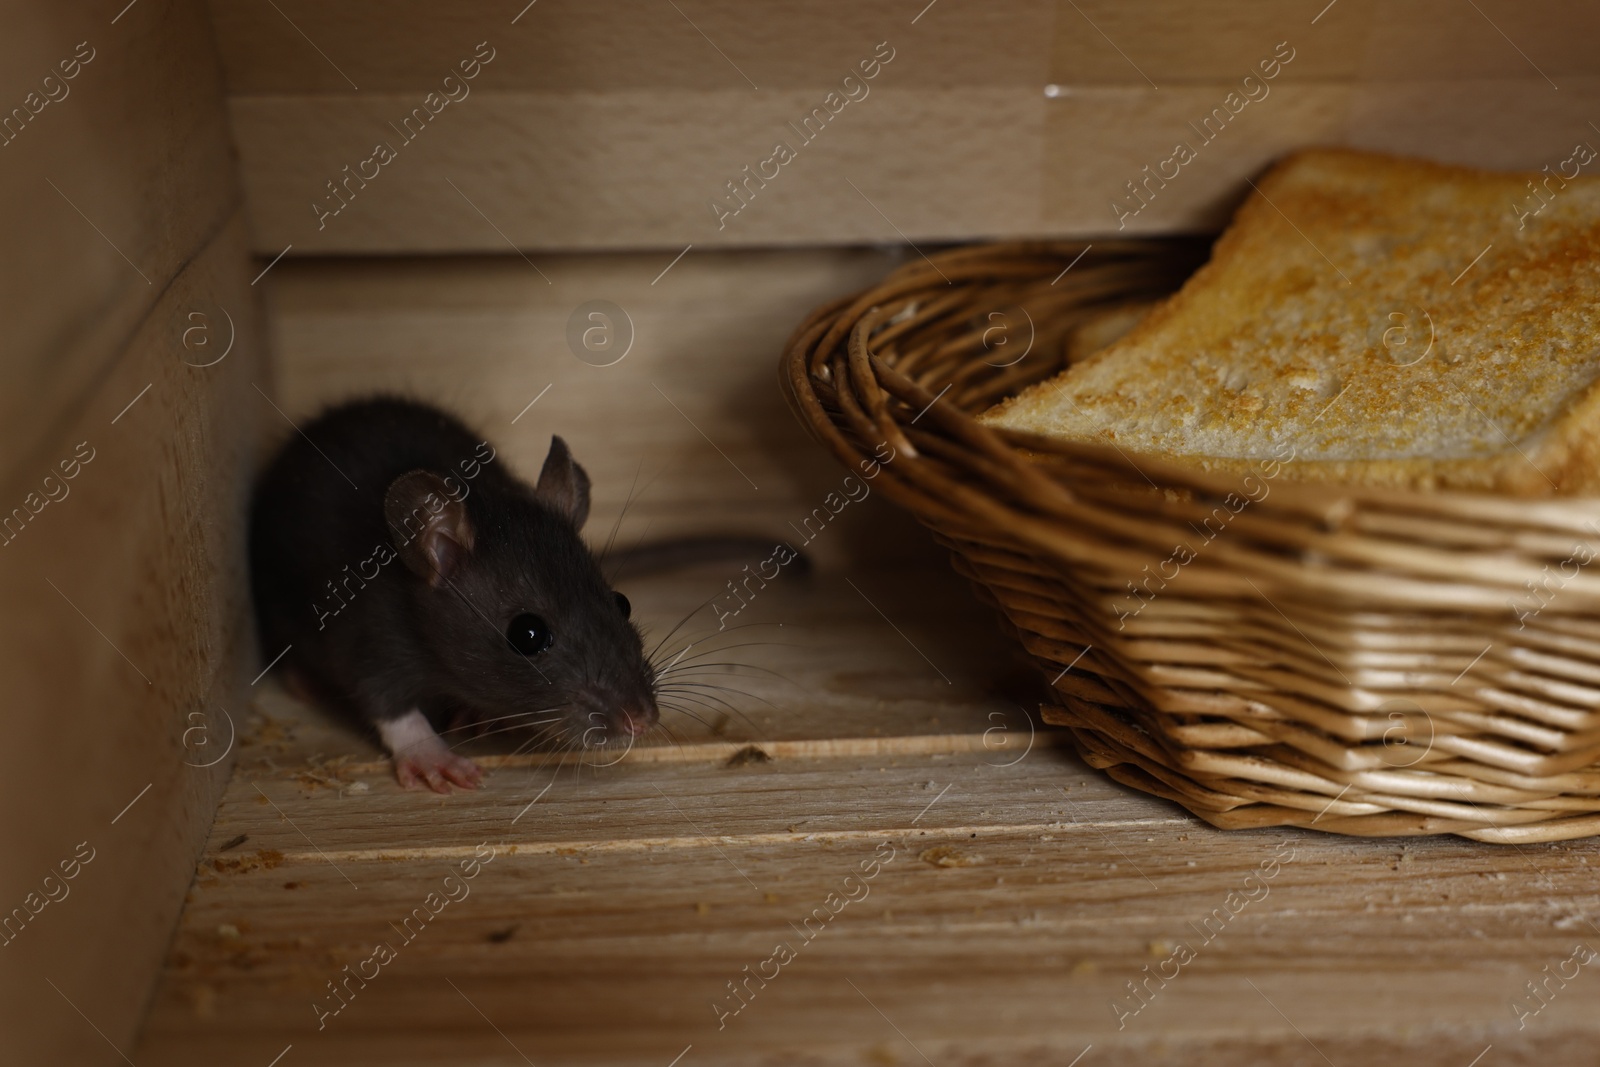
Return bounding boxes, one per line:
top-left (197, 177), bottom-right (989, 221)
top-left (603, 536), bottom-right (811, 581)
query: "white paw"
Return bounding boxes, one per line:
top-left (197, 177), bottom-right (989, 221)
top-left (379, 708), bottom-right (483, 794)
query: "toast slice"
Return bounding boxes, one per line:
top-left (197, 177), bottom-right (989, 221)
top-left (981, 148), bottom-right (1600, 494)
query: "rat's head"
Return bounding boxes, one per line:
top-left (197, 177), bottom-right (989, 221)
top-left (382, 436), bottom-right (658, 750)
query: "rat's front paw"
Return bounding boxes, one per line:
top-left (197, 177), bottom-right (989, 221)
top-left (394, 747), bottom-right (483, 793)
top-left (379, 709), bottom-right (483, 794)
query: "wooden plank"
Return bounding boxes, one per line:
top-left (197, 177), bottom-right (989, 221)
top-left (226, 87), bottom-right (1047, 252)
top-left (205, 0), bottom-right (1600, 94)
top-left (1042, 77), bottom-right (1600, 233)
top-left (206, 0), bottom-right (1051, 93)
top-left (136, 734), bottom-right (1600, 1065)
top-left (208, 0), bottom-right (1600, 253)
top-left (0, 0), bottom-right (240, 487)
top-left (1052, 0), bottom-right (1600, 85)
top-left (1, 212), bottom-right (267, 1066)
top-left (225, 76), bottom-right (1600, 252)
top-left (0, 4), bottom-right (266, 1064)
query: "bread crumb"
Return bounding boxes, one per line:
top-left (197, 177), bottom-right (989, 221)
top-left (211, 849), bottom-right (284, 875)
top-left (725, 745), bottom-right (772, 767)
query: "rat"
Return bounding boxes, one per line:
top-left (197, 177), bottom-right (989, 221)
top-left (249, 396), bottom-right (663, 793)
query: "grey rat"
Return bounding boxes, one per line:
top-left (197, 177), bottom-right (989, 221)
top-left (249, 397), bottom-right (661, 792)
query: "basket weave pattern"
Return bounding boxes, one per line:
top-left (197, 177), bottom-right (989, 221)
top-left (783, 241), bottom-right (1600, 843)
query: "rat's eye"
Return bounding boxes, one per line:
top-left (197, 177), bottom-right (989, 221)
top-left (506, 613), bottom-right (553, 656)
top-left (614, 592), bottom-right (631, 619)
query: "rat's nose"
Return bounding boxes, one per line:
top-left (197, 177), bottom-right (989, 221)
top-left (617, 701), bottom-right (658, 738)
top-left (576, 693), bottom-right (658, 747)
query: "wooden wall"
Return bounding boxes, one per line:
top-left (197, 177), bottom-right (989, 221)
top-left (255, 249), bottom-right (927, 572)
top-left (208, 0), bottom-right (1600, 254)
top-left (0, 2), bottom-right (264, 1063)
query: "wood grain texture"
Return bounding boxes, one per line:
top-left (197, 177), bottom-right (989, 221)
top-left (0, 0), bottom-right (240, 488)
top-left (1043, 78), bottom-right (1600, 234)
top-left (0, 211), bottom-right (267, 1066)
top-left (207, 0), bottom-right (1600, 253)
top-left (135, 726), bottom-right (1600, 1066)
top-left (0, 3), bottom-right (267, 1063)
top-left (225, 87), bottom-right (1047, 253)
top-left (207, 0), bottom-right (1050, 93)
top-left (205, 0), bottom-right (1599, 95)
top-left (1052, 0), bottom-right (1600, 85)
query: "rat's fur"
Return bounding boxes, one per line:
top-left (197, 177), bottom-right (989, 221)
top-left (249, 397), bottom-right (657, 787)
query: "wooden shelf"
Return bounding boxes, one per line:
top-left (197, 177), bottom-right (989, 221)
top-left (138, 563), bottom-right (1600, 1067)
top-left (137, 625), bottom-right (1600, 1066)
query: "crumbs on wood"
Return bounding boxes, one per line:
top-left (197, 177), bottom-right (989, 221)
top-left (726, 745), bottom-right (772, 767)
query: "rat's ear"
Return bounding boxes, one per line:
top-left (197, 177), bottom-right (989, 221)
top-left (535, 435), bottom-right (591, 530)
top-left (384, 470), bottom-right (476, 587)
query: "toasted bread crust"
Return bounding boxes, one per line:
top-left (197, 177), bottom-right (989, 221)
top-left (983, 148), bottom-right (1600, 495)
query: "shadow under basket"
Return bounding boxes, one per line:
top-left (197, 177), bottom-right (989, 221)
top-left (782, 240), bottom-right (1600, 843)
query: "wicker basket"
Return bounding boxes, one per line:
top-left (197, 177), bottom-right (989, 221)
top-left (782, 240), bottom-right (1600, 843)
